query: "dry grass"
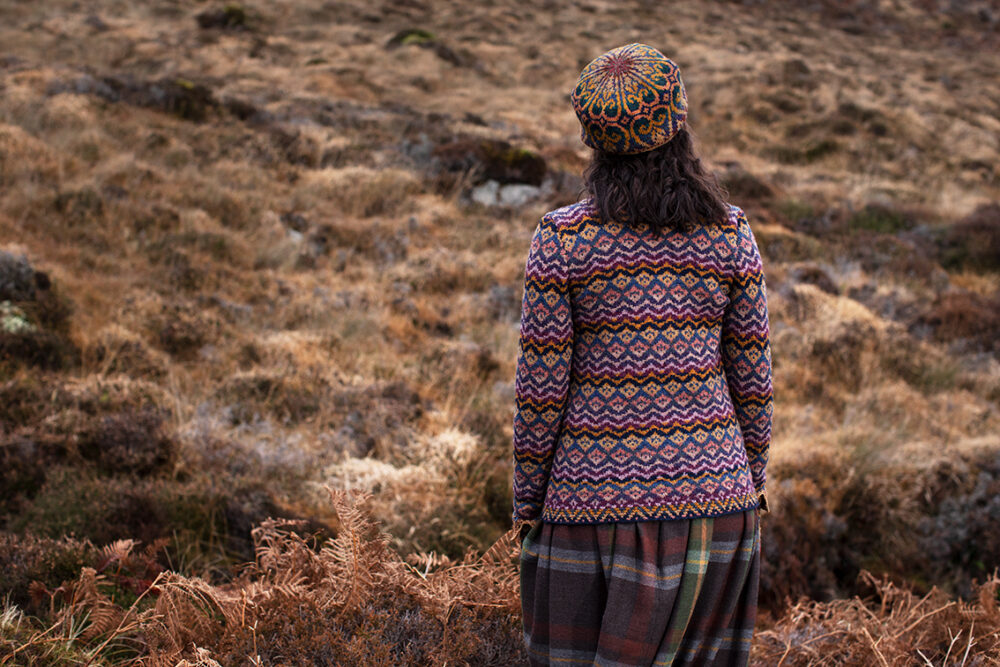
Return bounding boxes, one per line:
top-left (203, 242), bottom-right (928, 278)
top-left (756, 571), bottom-right (1000, 666)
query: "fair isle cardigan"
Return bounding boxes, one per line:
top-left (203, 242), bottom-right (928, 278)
top-left (511, 199), bottom-right (773, 524)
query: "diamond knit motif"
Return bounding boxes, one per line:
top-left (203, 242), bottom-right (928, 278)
top-left (571, 43), bottom-right (688, 155)
top-left (512, 200), bottom-right (773, 524)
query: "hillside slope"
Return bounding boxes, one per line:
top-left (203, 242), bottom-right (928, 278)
top-left (1, 0), bottom-right (999, 664)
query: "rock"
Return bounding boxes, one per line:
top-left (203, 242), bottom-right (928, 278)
top-left (470, 180), bottom-right (500, 206)
top-left (0, 251), bottom-right (76, 370)
top-left (0, 250), bottom-right (37, 302)
top-left (493, 380), bottom-right (515, 403)
top-left (543, 169), bottom-right (586, 208)
top-left (432, 137), bottom-right (547, 186)
top-left (280, 211), bottom-right (310, 232)
top-left (499, 183), bottom-right (543, 207)
top-left (470, 180), bottom-right (543, 208)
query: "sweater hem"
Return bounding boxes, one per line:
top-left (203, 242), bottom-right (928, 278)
top-left (538, 492), bottom-right (760, 524)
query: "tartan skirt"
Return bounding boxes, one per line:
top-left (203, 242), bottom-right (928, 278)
top-left (519, 508), bottom-right (760, 666)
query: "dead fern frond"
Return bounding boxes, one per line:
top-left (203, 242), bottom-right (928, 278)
top-left (400, 524), bottom-right (521, 624)
top-left (98, 539), bottom-right (137, 570)
top-left (173, 645), bottom-right (223, 667)
top-left (320, 485), bottom-right (399, 615)
top-left (78, 599), bottom-right (122, 642)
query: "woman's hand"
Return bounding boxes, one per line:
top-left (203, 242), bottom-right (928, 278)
top-left (753, 490), bottom-right (769, 523)
top-left (517, 520), bottom-right (537, 542)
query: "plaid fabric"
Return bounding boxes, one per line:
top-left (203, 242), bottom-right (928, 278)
top-left (519, 509), bottom-right (759, 666)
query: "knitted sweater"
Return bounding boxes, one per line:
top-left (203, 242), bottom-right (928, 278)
top-left (511, 199), bottom-right (772, 524)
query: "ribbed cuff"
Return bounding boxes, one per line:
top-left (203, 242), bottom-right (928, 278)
top-left (512, 499), bottom-right (542, 526)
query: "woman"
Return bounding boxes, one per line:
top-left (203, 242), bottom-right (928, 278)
top-left (511, 43), bottom-right (772, 666)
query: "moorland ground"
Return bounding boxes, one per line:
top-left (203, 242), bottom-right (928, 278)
top-left (1, 0), bottom-right (999, 664)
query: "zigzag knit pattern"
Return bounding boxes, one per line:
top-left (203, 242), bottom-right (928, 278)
top-left (512, 199), bottom-right (772, 524)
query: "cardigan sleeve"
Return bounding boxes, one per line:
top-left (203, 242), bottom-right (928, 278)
top-left (511, 217), bottom-right (574, 523)
top-left (722, 208), bottom-right (773, 497)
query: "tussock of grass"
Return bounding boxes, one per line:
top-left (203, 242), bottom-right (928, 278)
top-left (294, 167), bottom-right (421, 219)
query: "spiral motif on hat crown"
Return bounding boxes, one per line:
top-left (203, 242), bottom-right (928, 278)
top-left (571, 43), bottom-right (688, 155)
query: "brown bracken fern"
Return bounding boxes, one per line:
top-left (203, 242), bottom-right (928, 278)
top-left (134, 486), bottom-right (527, 665)
top-left (754, 570), bottom-right (1000, 666)
top-left (12, 489), bottom-right (1000, 665)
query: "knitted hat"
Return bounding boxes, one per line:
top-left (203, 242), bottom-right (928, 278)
top-left (571, 43), bottom-right (688, 155)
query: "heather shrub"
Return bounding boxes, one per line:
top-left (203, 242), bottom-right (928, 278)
top-left (0, 373), bottom-right (50, 425)
top-left (152, 310), bottom-right (211, 360)
top-left (0, 255), bottom-right (77, 371)
top-left (215, 371), bottom-right (324, 425)
top-left (9, 466), bottom-right (239, 570)
top-left (752, 224), bottom-right (820, 262)
top-left (761, 446), bottom-right (1000, 611)
top-left (916, 454), bottom-right (1000, 596)
top-left (915, 289), bottom-right (1000, 354)
top-left (847, 203), bottom-right (912, 233)
top-left (938, 202), bottom-right (1000, 271)
top-left (0, 436), bottom-right (48, 516)
top-left (0, 325), bottom-right (75, 371)
top-left (77, 408), bottom-right (176, 476)
top-left (718, 164), bottom-right (775, 203)
top-left (0, 532), bottom-right (95, 611)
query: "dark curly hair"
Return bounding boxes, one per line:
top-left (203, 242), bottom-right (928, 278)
top-left (582, 126), bottom-right (729, 234)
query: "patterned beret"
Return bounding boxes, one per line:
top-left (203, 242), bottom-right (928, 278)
top-left (571, 43), bottom-right (688, 155)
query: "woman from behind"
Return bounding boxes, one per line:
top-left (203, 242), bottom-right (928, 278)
top-left (512, 43), bottom-right (773, 666)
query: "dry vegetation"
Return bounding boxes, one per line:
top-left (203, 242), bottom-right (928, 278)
top-left (1, 0), bottom-right (999, 664)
